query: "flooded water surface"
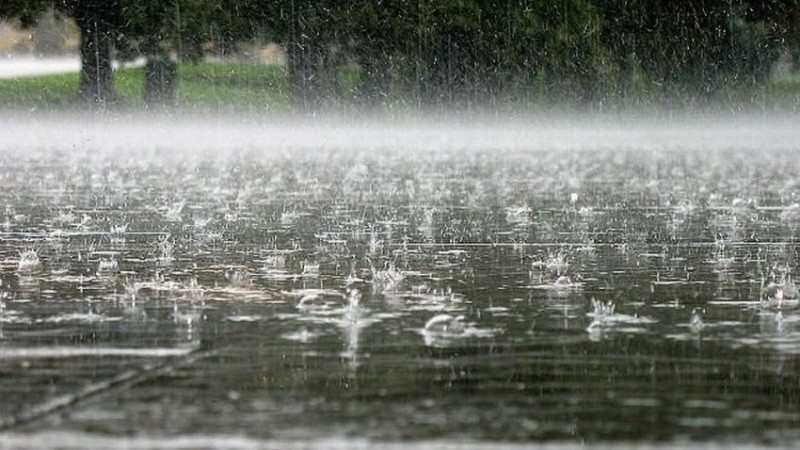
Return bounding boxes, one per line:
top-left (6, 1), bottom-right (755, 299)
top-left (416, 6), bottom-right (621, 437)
top-left (1, 117), bottom-right (800, 448)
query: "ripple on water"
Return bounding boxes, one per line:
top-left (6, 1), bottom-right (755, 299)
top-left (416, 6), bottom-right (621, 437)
top-left (225, 315), bottom-right (264, 322)
top-left (281, 328), bottom-right (324, 343)
top-left (35, 313), bottom-right (122, 324)
top-left (0, 311), bottom-right (30, 324)
top-left (419, 314), bottom-right (500, 347)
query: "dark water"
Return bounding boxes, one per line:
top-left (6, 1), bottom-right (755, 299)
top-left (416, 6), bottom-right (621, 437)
top-left (1, 118), bottom-right (800, 448)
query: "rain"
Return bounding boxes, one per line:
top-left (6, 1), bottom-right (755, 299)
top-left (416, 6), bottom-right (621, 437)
top-left (1, 2), bottom-right (800, 449)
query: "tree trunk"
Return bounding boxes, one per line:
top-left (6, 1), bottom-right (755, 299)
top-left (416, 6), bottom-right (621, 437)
top-left (287, 42), bottom-right (308, 110)
top-left (357, 52), bottom-right (391, 108)
top-left (144, 57), bottom-right (178, 105)
top-left (287, 41), bottom-right (324, 111)
top-left (75, 14), bottom-right (115, 103)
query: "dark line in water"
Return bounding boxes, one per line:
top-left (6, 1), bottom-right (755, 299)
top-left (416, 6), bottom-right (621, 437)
top-left (0, 349), bottom-right (214, 432)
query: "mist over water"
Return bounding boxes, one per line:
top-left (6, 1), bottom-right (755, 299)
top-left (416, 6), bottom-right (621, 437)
top-left (5, 112), bottom-right (800, 153)
top-left (2, 114), bottom-right (800, 448)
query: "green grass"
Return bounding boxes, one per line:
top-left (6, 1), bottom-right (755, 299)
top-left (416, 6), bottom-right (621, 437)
top-left (0, 61), bottom-right (292, 112)
top-left (0, 71), bottom-right (82, 108)
top-left (1, 60), bottom-right (800, 114)
top-left (178, 62), bottom-right (290, 111)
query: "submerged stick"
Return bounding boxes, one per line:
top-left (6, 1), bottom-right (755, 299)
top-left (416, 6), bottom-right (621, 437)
top-left (0, 349), bottom-right (213, 431)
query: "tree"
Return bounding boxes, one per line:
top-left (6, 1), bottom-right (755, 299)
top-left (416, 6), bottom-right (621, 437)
top-left (338, 0), bottom-right (607, 109)
top-left (3, 0), bottom-right (798, 110)
top-left (594, 0), bottom-right (793, 106)
top-left (1, 0), bottom-right (120, 103)
top-left (118, 0), bottom-right (270, 105)
top-left (279, 1), bottom-right (343, 110)
top-left (116, 0), bottom-right (183, 104)
top-left (61, 0), bottom-right (121, 103)
top-left (0, 1), bottom-right (48, 29)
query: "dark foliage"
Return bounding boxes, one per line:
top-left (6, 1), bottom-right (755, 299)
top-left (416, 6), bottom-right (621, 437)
top-left (2, 0), bottom-right (799, 109)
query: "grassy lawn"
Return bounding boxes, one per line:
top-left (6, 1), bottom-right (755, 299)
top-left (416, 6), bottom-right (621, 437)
top-left (0, 61), bottom-right (292, 112)
top-left (0, 71), bottom-right (81, 108)
top-left (1, 59), bottom-right (800, 113)
top-left (177, 62), bottom-right (291, 111)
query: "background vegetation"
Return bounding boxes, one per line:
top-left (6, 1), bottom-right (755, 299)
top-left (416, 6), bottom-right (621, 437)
top-left (1, 0), bottom-right (800, 113)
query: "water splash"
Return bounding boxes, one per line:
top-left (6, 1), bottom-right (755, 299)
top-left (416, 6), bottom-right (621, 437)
top-left (690, 307), bottom-right (705, 332)
top-left (96, 257), bottom-right (119, 276)
top-left (587, 297), bottom-right (656, 338)
top-left (761, 269), bottom-right (799, 310)
top-left (370, 261), bottom-right (405, 292)
top-left (301, 260), bottom-right (320, 278)
top-left (17, 249), bottom-right (42, 274)
top-left (423, 313), bottom-right (466, 334)
top-left (157, 236), bottom-right (175, 266)
top-left (109, 224), bottom-right (128, 245)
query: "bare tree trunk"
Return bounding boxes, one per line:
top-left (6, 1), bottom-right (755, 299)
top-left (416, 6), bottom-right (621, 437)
top-left (357, 52), bottom-right (391, 108)
top-left (75, 14), bottom-right (115, 103)
top-left (66, 0), bottom-right (120, 104)
top-left (144, 57), bottom-right (178, 105)
top-left (287, 38), bottom-right (325, 111)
